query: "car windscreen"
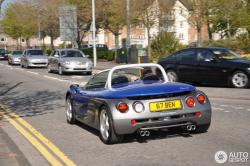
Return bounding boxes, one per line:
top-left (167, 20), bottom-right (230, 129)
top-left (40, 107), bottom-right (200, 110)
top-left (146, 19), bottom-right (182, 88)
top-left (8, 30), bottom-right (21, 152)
top-left (61, 50), bottom-right (85, 58)
top-left (112, 67), bottom-right (162, 88)
top-left (12, 51), bottom-right (23, 55)
top-left (27, 50), bottom-right (44, 56)
top-left (212, 49), bottom-right (241, 60)
top-left (0, 49), bottom-right (5, 54)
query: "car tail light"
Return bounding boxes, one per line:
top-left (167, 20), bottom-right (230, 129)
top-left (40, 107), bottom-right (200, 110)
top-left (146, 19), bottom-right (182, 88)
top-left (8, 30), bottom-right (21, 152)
top-left (131, 119), bottom-right (137, 126)
top-left (117, 102), bottom-right (129, 113)
top-left (197, 94), bottom-right (206, 104)
top-left (186, 97), bottom-right (195, 108)
top-left (195, 112), bottom-right (201, 118)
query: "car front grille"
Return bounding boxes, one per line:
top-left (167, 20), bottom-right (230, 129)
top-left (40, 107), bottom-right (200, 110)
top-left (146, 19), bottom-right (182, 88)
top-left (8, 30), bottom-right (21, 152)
top-left (73, 68), bottom-right (86, 70)
top-left (33, 63), bottom-right (47, 65)
top-left (127, 91), bottom-right (193, 100)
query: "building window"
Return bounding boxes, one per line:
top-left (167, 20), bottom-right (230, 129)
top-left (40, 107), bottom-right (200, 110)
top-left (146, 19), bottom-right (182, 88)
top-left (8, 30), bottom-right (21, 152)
top-left (139, 24), bottom-right (144, 29)
top-left (180, 21), bottom-right (183, 28)
top-left (139, 35), bottom-right (144, 39)
top-left (1, 38), bottom-right (5, 42)
top-left (179, 33), bottom-right (184, 40)
top-left (180, 8), bottom-right (183, 15)
top-left (22, 39), bottom-right (25, 42)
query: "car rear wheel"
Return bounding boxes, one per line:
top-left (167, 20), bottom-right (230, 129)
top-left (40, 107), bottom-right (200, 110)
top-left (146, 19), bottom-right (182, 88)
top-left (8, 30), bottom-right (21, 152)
top-left (231, 71), bottom-right (249, 88)
top-left (66, 98), bottom-right (76, 124)
top-left (166, 70), bottom-right (178, 82)
top-left (193, 123), bottom-right (210, 134)
top-left (99, 106), bottom-right (123, 144)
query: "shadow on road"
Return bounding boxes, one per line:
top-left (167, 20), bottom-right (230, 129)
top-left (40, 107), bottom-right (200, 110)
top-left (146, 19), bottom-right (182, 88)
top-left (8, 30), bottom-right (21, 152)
top-left (76, 122), bottom-right (193, 144)
top-left (0, 80), bottom-right (65, 118)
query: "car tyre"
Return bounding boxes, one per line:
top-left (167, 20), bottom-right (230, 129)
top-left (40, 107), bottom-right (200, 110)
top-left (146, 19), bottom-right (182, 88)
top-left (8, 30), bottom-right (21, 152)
top-left (66, 98), bottom-right (76, 124)
top-left (99, 106), bottom-right (123, 144)
top-left (231, 71), bottom-right (249, 88)
top-left (86, 71), bottom-right (92, 75)
top-left (193, 123), bottom-right (210, 134)
top-left (166, 70), bottom-right (178, 82)
top-left (58, 66), bottom-right (64, 75)
top-left (47, 64), bottom-right (52, 73)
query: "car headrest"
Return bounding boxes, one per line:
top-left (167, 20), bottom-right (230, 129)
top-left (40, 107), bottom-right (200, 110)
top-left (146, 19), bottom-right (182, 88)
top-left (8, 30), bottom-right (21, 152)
top-left (142, 74), bottom-right (160, 82)
top-left (112, 76), bottom-right (129, 85)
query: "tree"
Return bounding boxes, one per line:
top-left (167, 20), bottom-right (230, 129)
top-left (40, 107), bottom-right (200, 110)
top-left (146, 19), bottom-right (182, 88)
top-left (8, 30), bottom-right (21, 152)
top-left (0, 2), bottom-right (38, 48)
top-left (33, 0), bottom-right (61, 49)
top-left (151, 32), bottom-right (181, 60)
top-left (99, 0), bottom-right (126, 60)
top-left (131, 0), bottom-right (157, 61)
top-left (211, 0), bottom-right (245, 38)
top-left (189, 0), bottom-right (208, 46)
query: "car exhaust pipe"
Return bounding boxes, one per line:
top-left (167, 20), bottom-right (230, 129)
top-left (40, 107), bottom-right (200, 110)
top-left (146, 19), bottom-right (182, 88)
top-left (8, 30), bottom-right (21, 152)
top-left (187, 125), bottom-right (192, 131)
top-left (191, 125), bottom-right (196, 131)
top-left (145, 130), bottom-right (150, 136)
top-left (139, 130), bottom-right (146, 137)
top-left (139, 130), bottom-right (150, 137)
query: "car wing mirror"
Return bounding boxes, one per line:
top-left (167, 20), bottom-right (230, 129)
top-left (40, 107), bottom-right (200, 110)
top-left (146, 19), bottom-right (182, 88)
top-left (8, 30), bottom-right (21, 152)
top-left (85, 54), bottom-right (89, 58)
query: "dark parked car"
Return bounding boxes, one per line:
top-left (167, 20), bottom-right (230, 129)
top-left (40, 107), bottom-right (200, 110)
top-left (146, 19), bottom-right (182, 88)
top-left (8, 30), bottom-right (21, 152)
top-left (158, 48), bottom-right (250, 88)
top-left (0, 48), bottom-right (7, 60)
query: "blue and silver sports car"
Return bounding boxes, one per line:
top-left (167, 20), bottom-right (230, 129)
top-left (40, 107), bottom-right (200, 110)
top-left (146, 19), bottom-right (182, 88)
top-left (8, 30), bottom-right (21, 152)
top-left (66, 63), bottom-right (212, 144)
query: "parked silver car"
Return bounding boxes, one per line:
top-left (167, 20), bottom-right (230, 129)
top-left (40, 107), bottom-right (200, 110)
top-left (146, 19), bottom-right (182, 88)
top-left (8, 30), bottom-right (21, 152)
top-left (8, 50), bottom-right (23, 65)
top-left (20, 49), bottom-right (48, 68)
top-left (47, 49), bottom-right (93, 75)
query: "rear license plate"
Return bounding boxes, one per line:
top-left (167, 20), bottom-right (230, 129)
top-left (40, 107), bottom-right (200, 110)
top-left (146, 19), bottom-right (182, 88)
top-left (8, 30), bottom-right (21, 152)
top-left (149, 100), bottom-right (182, 112)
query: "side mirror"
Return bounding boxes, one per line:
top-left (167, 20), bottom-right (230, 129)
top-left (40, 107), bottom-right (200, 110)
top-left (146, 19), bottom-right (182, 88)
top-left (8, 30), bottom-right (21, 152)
top-left (86, 55), bottom-right (89, 58)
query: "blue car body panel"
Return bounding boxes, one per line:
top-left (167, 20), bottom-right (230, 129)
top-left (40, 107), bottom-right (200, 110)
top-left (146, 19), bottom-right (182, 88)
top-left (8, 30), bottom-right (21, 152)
top-left (69, 82), bottom-right (196, 99)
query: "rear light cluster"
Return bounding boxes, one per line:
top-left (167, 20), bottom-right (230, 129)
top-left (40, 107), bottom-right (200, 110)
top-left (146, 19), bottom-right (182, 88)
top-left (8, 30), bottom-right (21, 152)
top-left (185, 94), bottom-right (206, 108)
top-left (116, 102), bottom-right (129, 113)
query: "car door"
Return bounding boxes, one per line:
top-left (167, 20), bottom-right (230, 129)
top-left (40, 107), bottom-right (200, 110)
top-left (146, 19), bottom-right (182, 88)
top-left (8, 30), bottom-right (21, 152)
top-left (197, 49), bottom-right (229, 85)
top-left (176, 49), bottom-right (199, 83)
top-left (72, 71), bottom-right (109, 124)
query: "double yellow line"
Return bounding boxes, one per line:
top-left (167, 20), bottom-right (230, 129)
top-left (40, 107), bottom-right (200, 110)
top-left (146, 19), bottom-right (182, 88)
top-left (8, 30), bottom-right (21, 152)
top-left (0, 102), bottom-right (76, 166)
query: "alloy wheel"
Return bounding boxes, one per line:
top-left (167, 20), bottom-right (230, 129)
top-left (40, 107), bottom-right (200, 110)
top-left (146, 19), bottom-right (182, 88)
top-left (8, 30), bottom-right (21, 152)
top-left (232, 72), bottom-right (248, 88)
top-left (166, 70), bottom-right (178, 82)
top-left (100, 109), bottom-right (110, 141)
top-left (66, 99), bottom-right (73, 122)
top-left (58, 66), bottom-right (63, 75)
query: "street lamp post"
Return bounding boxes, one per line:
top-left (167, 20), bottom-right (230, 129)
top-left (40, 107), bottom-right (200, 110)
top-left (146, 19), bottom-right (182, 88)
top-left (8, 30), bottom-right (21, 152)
top-left (92, 0), bottom-right (97, 67)
top-left (126, 0), bottom-right (130, 64)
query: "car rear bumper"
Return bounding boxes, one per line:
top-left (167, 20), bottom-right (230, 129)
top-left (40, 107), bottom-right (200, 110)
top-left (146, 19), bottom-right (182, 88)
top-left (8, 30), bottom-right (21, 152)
top-left (112, 108), bottom-right (211, 135)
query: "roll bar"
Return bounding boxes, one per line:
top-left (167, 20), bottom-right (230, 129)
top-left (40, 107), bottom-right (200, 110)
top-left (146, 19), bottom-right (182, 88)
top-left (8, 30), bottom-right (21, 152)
top-left (105, 63), bottom-right (169, 89)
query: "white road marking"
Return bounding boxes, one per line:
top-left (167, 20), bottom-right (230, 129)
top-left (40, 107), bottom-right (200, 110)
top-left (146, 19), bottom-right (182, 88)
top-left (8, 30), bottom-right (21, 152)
top-left (14, 68), bottom-right (24, 71)
top-left (232, 107), bottom-right (244, 110)
top-left (247, 109), bottom-right (250, 112)
top-left (43, 75), bottom-right (60, 80)
top-left (26, 71), bottom-right (39, 75)
top-left (224, 111), bottom-right (231, 113)
top-left (220, 105), bottom-right (229, 107)
top-left (213, 107), bottom-right (225, 111)
top-left (71, 76), bottom-right (84, 79)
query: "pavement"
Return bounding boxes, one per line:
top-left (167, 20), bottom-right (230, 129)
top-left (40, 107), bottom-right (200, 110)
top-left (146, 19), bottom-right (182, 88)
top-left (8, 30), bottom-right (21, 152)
top-left (0, 60), bottom-right (250, 166)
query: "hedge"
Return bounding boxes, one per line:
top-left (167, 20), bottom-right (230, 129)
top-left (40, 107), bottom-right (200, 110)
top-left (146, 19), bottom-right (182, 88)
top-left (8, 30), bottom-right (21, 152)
top-left (81, 48), bottom-right (114, 61)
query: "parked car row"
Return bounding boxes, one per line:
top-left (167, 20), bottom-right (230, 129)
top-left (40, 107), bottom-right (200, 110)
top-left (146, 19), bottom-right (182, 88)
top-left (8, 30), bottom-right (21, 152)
top-left (5, 48), bottom-right (93, 75)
